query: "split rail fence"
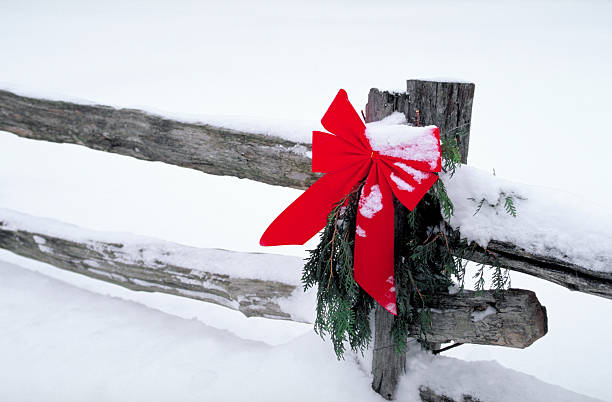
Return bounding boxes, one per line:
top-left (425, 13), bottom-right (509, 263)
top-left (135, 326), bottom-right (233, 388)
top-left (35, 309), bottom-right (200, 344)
top-left (1, 80), bottom-right (611, 401)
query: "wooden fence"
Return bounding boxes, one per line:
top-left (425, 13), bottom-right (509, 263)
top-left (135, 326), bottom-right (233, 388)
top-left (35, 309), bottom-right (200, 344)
top-left (1, 80), bottom-right (610, 401)
top-left (2, 87), bottom-right (609, 300)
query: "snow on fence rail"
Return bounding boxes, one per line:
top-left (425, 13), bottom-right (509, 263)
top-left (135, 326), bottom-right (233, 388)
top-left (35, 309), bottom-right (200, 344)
top-left (442, 166), bottom-right (612, 300)
top-left (0, 208), bottom-right (547, 348)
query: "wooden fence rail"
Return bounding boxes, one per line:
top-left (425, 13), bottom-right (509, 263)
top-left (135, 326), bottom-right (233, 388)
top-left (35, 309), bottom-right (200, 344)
top-left (0, 89), bottom-right (319, 190)
top-left (0, 208), bottom-right (546, 348)
top-left (1, 88), bottom-right (610, 301)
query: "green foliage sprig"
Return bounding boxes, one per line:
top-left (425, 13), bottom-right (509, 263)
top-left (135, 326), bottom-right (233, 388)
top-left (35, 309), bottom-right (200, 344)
top-left (302, 182), bottom-right (375, 358)
top-left (302, 126), bottom-right (515, 359)
top-left (472, 192), bottom-right (521, 218)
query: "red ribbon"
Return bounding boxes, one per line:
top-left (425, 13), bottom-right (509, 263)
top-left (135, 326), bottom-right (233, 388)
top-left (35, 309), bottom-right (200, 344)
top-left (260, 89), bottom-right (441, 315)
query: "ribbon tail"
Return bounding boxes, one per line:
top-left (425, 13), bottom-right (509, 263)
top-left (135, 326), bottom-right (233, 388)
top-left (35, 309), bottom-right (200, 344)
top-left (354, 164), bottom-right (397, 315)
top-left (260, 161), bottom-right (371, 246)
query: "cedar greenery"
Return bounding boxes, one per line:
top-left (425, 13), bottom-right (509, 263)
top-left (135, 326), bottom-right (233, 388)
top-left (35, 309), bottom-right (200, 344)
top-left (302, 127), bottom-right (515, 359)
top-left (472, 192), bottom-right (520, 218)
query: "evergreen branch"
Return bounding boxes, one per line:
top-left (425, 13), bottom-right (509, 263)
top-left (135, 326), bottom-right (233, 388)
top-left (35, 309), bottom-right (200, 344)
top-left (302, 131), bottom-right (516, 359)
top-left (504, 195), bottom-right (517, 217)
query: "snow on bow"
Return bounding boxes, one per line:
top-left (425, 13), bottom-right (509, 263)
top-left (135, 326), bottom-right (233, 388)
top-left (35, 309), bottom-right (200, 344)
top-left (260, 89), bottom-right (441, 315)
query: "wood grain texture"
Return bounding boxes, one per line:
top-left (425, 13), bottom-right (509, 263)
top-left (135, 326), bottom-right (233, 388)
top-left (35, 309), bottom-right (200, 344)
top-left (366, 80), bottom-right (475, 163)
top-left (0, 89), bottom-right (319, 189)
top-left (372, 304), bottom-right (407, 400)
top-left (418, 288), bottom-right (547, 348)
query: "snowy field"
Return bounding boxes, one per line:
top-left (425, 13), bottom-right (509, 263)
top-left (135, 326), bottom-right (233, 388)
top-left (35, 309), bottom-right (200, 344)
top-left (0, 255), bottom-right (600, 402)
top-left (2, 0), bottom-right (612, 401)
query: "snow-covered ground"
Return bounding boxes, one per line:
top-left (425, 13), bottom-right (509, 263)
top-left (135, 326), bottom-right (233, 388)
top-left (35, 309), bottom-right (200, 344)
top-left (2, 0), bottom-right (612, 401)
top-left (0, 255), bottom-right (602, 402)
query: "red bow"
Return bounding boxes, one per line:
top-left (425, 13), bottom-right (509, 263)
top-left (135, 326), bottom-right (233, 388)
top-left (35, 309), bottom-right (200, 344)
top-left (260, 89), bottom-right (441, 315)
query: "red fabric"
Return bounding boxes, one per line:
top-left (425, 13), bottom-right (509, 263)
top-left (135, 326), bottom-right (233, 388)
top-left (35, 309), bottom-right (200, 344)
top-left (354, 164), bottom-right (396, 314)
top-left (260, 89), bottom-right (441, 315)
top-left (312, 131), bottom-right (366, 173)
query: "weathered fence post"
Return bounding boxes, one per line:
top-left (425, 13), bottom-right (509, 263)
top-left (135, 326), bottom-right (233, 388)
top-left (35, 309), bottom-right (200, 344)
top-left (366, 79), bottom-right (475, 400)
